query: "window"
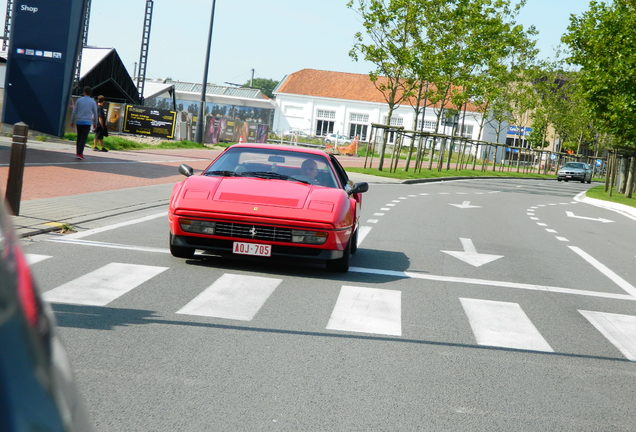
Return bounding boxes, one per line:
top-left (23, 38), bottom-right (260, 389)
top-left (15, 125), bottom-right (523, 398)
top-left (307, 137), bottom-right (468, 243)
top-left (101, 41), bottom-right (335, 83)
top-left (317, 109), bottom-right (335, 119)
top-left (383, 115), bottom-right (403, 126)
top-left (350, 113), bottom-right (369, 123)
top-left (460, 124), bottom-right (474, 138)
top-left (417, 119), bottom-right (437, 131)
top-left (315, 120), bottom-right (334, 136)
top-left (349, 124), bottom-right (368, 141)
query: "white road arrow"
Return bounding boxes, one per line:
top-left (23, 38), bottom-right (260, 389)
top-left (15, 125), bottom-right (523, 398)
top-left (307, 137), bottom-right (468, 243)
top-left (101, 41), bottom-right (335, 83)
top-left (449, 201), bottom-right (481, 209)
top-left (441, 238), bottom-right (503, 267)
top-left (565, 211), bottom-right (614, 223)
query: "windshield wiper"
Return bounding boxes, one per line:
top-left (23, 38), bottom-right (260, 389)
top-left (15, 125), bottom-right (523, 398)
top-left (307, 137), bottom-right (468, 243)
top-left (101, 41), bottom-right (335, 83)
top-left (242, 171), bottom-right (312, 184)
top-left (242, 171), bottom-right (290, 180)
top-left (204, 170), bottom-right (240, 177)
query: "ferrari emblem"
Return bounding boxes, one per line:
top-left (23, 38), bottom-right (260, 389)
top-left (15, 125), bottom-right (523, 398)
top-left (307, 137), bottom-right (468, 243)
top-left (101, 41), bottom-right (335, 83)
top-left (249, 227), bottom-right (257, 238)
top-left (253, 207), bottom-right (259, 211)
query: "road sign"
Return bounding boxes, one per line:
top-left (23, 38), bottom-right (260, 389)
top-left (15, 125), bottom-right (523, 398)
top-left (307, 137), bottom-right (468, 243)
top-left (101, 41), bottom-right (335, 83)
top-left (2, 0), bottom-right (89, 136)
top-left (596, 159), bottom-right (603, 167)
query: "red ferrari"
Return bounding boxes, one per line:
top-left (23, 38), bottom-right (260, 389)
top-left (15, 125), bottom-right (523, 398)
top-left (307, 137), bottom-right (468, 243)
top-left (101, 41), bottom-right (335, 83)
top-left (168, 144), bottom-right (368, 271)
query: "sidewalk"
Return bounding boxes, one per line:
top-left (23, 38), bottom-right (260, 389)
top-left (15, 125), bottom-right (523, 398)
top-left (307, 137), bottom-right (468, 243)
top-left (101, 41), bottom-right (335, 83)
top-left (1, 138), bottom-right (400, 238)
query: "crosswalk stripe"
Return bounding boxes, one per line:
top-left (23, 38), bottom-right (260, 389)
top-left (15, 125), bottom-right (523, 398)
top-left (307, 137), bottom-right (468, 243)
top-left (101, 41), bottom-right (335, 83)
top-left (176, 273), bottom-right (281, 321)
top-left (42, 263), bottom-right (168, 306)
top-left (579, 310), bottom-right (636, 361)
top-left (25, 254), bottom-right (52, 265)
top-left (327, 286), bottom-right (401, 336)
top-left (460, 298), bottom-right (553, 352)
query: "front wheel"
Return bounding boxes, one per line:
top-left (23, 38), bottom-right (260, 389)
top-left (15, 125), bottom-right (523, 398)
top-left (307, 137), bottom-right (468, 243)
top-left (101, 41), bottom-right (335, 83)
top-left (326, 242), bottom-right (351, 272)
top-left (350, 228), bottom-right (358, 255)
top-left (170, 234), bottom-right (195, 259)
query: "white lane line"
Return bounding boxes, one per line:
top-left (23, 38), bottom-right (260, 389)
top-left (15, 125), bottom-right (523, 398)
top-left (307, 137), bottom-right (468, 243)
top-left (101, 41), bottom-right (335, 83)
top-left (327, 286), bottom-right (401, 336)
top-left (392, 200), bottom-right (401, 203)
top-left (439, 192), bottom-right (450, 195)
top-left (530, 217), bottom-right (539, 221)
top-left (386, 203), bottom-right (396, 207)
top-left (408, 195), bottom-right (417, 197)
top-left (526, 213), bottom-right (535, 216)
top-left (419, 193), bottom-right (429, 196)
top-left (373, 213), bottom-right (385, 216)
top-left (48, 238), bottom-right (170, 254)
top-left (461, 298), bottom-right (553, 352)
top-left (43, 263), bottom-right (167, 306)
top-left (546, 229), bottom-right (558, 233)
top-left (357, 226), bottom-right (372, 246)
top-left (367, 219), bottom-right (379, 224)
top-left (380, 207), bottom-right (391, 211)
top-left (556, 237), bottom-right (569, 242)
top-left (349, 267), bottom-right (636, 301)
top-left (569, 246), bottom-right (636, 297)
top-left (537, 223), bottom-right (547, 227)
top-left (177, 274), bottom-right (281, 321)
top-left (579, 310), bottom-right (636, 361)
top-left (63, 211), bottom-right (167, 239)
top-left (26, 254), bottom-right (52, 265)
top-left (398, 197), bottom-right (408, 199)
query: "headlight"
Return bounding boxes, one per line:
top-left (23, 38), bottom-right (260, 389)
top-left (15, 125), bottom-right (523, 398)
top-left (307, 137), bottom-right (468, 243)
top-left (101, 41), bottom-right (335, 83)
top-left (179, 219), bottom-right (216, 235)
top-left (291, 229), bottom-right (328, 245)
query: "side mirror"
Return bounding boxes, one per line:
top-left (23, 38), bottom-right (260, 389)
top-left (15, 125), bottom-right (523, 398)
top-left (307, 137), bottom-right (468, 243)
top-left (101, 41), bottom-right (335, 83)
top-left (179, 164), bottom-right (194, 177)
top-left (349, 182), bottom-right (369, 195)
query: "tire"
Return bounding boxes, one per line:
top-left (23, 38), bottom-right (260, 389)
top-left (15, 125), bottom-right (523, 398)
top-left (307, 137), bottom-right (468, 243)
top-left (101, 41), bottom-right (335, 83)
top-left (557, 178), bottom-right (562, 182)
top-left (587, 179), bottom-right (592, 184)
top-left (326, 241), bottom-right (351, 272)
top-left (350, 228), bottom-right (358, 255)
top-left (170, 234), bottom-right (195, 259)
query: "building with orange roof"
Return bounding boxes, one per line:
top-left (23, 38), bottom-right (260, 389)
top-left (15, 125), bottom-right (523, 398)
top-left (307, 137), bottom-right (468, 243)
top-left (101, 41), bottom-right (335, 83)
top-left (272, 69), bottom-right (507, 149)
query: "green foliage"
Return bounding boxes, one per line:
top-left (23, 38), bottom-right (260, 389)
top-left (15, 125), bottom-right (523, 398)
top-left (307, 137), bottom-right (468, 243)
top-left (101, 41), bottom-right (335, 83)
top-left (242, 78), bottom-right (279, 98)
top-left (586, 185), bottom-right (636, 208)
top-left (347, 166), bottom-right (554, 181)
top-left (35, 135), bottom-right (47, 142)
top-left (562, 0), bottom-right (636, 148)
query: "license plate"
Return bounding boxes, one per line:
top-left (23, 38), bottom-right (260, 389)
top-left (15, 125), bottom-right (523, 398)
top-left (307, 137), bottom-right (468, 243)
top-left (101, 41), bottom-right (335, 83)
top-left (232, 242), bottom-right (272, 257)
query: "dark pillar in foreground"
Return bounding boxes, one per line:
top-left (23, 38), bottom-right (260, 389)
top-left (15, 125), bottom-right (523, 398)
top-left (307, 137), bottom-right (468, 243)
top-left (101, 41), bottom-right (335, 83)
top-left (5, 122), bottom-right (29, 216)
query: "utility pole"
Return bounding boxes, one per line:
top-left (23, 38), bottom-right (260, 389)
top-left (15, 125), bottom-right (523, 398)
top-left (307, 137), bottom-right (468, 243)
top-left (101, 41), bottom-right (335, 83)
top-left (136, 0), bottom-right (154, 104)
top-left (2, 0), bottom-right (14, 50)
top-left (195, 0), bottom-right (217, 144)
top-left (250, 68), bottom-right (254, 88)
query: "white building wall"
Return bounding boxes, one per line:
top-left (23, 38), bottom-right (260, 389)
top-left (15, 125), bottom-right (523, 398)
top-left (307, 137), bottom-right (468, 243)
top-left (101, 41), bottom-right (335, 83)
top-left (273, 92), bottom-right (499, 146)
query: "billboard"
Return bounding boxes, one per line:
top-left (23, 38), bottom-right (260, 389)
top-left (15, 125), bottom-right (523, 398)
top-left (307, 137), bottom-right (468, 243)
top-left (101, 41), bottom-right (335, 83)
top-left (123, 105), bottom-right (177, 139)
top-left (2, 0), bottom-right (88, 136)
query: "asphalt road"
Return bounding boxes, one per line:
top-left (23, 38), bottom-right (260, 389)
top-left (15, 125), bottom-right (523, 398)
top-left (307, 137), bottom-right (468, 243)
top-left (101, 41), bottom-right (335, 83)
top-left (21, 178), bottom-right (636, 431)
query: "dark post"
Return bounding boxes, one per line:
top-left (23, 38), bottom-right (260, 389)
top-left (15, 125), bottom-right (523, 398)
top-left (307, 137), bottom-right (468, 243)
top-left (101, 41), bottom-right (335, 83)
top-left (5, 122), bottom-right (29, 215)
top-left (195, 0), bottom-right (217, 144)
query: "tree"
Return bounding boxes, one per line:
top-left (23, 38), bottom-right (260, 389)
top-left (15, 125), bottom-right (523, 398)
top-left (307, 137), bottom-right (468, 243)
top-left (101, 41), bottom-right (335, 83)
top-left (242, 78), bottom-right (279, 99)
top-left (348, 0), bottom-right (419, 170)
top-left (562, 0), bottom-right (636, 197)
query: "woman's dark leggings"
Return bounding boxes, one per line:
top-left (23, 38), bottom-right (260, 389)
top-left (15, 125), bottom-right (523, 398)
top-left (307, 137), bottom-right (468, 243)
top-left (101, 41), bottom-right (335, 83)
top-left (76, 124), bottom-right (91, 156)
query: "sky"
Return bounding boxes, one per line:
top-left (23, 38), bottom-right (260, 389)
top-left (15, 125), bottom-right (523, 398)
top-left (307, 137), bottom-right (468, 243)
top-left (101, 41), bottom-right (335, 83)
top-left (2, 0), bottom-right (593, 86)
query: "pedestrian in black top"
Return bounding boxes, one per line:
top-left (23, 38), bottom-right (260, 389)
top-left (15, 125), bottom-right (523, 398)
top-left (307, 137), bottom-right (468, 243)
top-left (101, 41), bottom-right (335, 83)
top-left (92, 95), bottom-right (109, 152)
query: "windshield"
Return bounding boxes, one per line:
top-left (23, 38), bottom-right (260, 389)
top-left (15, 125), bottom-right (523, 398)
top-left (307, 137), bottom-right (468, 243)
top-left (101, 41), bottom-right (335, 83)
top-left (204, 147), bottom-right (339, 188)
top-left (563, 163), bottom-right (586, 169)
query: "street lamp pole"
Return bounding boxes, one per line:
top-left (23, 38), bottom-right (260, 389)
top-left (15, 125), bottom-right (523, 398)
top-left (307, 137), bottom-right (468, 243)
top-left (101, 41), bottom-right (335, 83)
top-left (195, 0), bottom-right (217, 144)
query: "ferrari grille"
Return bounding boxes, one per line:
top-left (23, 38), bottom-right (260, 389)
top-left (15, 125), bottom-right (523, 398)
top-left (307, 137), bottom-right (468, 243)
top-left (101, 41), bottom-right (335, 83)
top-left (214, 222), bottom-right (293, 242)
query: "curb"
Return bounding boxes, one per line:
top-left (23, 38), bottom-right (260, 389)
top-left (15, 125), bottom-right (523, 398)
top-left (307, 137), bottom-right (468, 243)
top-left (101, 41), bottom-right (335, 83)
top-left (574, 191), bottom-right (636, 221)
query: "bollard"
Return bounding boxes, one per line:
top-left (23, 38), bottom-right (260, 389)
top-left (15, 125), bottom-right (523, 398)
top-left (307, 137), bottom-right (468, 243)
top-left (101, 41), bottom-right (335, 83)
top-left (5, 122), bottom-right (29, 216)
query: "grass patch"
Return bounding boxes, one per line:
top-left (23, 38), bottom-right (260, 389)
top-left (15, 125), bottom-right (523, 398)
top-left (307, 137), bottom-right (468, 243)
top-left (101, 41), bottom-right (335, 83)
top-left (346, 166), bottom-right (555, 181)
top-left (586, 185), bottom-right (636, 208)
top-left (64, 133), bottom-right (211, 150)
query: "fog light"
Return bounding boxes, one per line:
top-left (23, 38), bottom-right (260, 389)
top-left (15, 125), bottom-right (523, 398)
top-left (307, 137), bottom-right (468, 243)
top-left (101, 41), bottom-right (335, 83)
top-left (291, 229), bottom-right (327, 244)
top-left (180, 219), bottom-right (216, 235)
